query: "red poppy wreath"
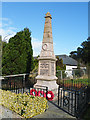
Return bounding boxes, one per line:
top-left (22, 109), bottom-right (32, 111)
top-left (30, 89), bottom-right (37, 96)
top-left (38, 91), bottom-right (46, 98)
top-left (47, 91), bottom-right (54, 101)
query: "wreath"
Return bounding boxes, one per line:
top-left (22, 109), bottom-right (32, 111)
top-left (47, 91), bottom-right (54, 101)
top-left (38, 91), bottom-right (46, 98)
top-left (30, 89), bottom-right (37, 96)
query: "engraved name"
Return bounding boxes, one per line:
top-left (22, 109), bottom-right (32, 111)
top-left (40, 63), bottom-right (49, 75)
top-left (51, 62), bottom-right (54, 75)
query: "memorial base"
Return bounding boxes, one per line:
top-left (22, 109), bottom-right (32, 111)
top-left (34, 79), bottom-right (58, 90)
top-left (34, 79), bottom-right (59, 100)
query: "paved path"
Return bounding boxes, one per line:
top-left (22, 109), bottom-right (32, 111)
top-left (33, 101), bottom-right (76, 119)
top-left (0, 105), bottom-right (23, 119)
top-left (0, 101), bottom-right (76, 119)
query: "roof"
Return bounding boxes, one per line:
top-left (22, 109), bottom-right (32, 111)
top-left (34, 54), bottom-right (78, 66)
top-left (56, 54), bottom-right (78, 66)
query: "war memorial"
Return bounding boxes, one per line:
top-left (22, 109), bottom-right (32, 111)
top-left (34, 12), bottom-right (58, 93)
top-left (1, 11), bottom-right (89, 119)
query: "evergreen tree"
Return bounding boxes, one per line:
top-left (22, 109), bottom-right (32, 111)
top-left (2, 28), bottom-right (34, 75)
top-left (69, 37), bottom-right (90, 66)
top-left (81, 37), bottom-right (90, 65)
top-left (56, 56), bottom-right (66, 70)
top-left (56, 56), bottom-right (66, 80)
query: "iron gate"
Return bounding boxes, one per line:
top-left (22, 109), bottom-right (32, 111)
top-left (58, 81), bottom-right (90, 118)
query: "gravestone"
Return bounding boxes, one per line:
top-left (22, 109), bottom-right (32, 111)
top-left (34, 12), bottom-right (58, 91)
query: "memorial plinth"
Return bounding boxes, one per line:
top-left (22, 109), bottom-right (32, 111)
top-left (34, 12), bottom-right (58, 91)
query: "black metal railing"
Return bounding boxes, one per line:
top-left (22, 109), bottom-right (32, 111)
top-left (58, 83), bottom-right (90, 118)
top-left (0, 74), bottom-right (48, 99)
top-left (59, 79), bottom-right (88, 91)
top-left (2, 86), bottom-right (48, 100)
top-left (1, 73), bottom-right (89, 118)
top-left (58, 86), bottom-right (76, 116)
top-left (2, 76), bottom-right (24, 90)
top-left (1, 76), bottom-right (48, 100)
top-left (1, 74), bottom-right (27, 90)
top-left (1, 73), bottom-right (35, 90)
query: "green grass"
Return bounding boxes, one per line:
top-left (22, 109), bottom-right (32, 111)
top-left (59, 78), bottom-right (89, 86)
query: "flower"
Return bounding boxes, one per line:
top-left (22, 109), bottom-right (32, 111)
top-left (38, 91), bottom-right (46, 98)
top-left (0, 89), bottom-right (48, 118)
top-left (30, 89), bottom-right (37, 96)
top-left (47, 91), bottom-right (54, 101)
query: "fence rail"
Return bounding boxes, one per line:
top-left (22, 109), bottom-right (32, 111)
top-left (59, 79), bottom-right (88, 91)
top-left (1, 86), bottom-right (48, 100)
top-left (0, 73), bottom-right (36, 89)
top-left (56, 68), bottom-right (88, 80)
top-left (0, 73), bottom-right (48, 99)
top-left (58, 82), bottom-right (90, 118)
top-left (0, 71), bottom-right (89, 118)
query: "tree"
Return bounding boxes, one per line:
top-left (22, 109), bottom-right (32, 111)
top-left (69, 37), bottom-right (90, 66)
top-left (56, 56), bottom-right (66, 70)
top-left (31, 55), bottom-right (39, 73)
top-left (2, 28), bottom-right (34, 75)
top-left (69, 51), bottom-right (77, 60)
top-left (81, 37), bottom-right (90, 65)
top-left (56, 56), bottom-right (66, 80)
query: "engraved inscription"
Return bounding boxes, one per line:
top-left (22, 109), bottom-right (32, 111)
top-left (40, 62), bottom-right (49, 75)
top-left (40, 63), bottom-right (49, 68)
top-left (40, 69), bottom-right (49, 75)
top-left (51, 62), bottom-right (54, 75)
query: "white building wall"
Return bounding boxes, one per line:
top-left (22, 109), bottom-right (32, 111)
top-left (65, 65), bottom-right (77, 78)
top-left (80, 66), bottom-right (86, 69)
top-left (66, 65), bottom-right (77, 70)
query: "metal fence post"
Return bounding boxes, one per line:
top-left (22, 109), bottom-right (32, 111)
top-left (0, 77), bottom-right (4, 89)
top-left (46, 87), bottom-right (48, 100)
top-left (58, 85), bottom-right (60, 105)
top-left (9, 78), bottom-right (11, 90)
top-left (16, 85), bottom-right (17, 94)
top-left (77, 91), bottom-right (80, 118)
top-left (71, 79), bottom-right (73, 89)
top-left (14, 82), bottom-right (15, 92)
top-left (23, 74), bottom-right (25, 88)
top-left (61, 70), bottom-right (62, 80)
top-left (74, 91), bottom-right (77, 116)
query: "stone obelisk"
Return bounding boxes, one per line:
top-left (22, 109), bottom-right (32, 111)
top-left (34, 12), bottom-right (58, 91)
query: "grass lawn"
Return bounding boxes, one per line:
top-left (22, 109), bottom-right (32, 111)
top-left (60, 78), bottom-right (89, 85)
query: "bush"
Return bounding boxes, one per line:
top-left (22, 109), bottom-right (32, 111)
top-left (0, 89), bottom-right (48, 118)
top-left (74, 69), bottom-right (85, 77)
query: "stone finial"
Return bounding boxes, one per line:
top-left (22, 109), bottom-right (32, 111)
top-left (45, 12), bottom-right (52, 19)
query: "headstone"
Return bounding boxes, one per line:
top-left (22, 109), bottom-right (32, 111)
top-left (34, 12), bottom-right (58, 92)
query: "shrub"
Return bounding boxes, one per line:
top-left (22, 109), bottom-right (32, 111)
top-left (0, 89), bottom-right (48, 118)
